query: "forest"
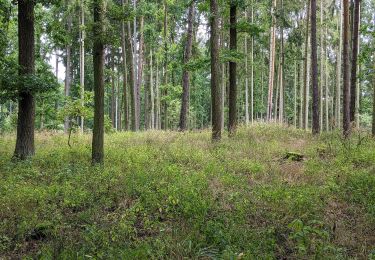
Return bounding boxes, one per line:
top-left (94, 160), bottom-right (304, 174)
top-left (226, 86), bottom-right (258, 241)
top-left (0, 0), bottom-right (375, 258)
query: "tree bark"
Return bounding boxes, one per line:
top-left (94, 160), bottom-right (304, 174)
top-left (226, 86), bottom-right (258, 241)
top-left (162, 0), bottom-right (168, 130)
top-left (244, 11), bottom-right (249, 125)
top-left (266, 0), bottom-right (277, 121)
top-left (299, 60), bottom-right (304, 128)
top-left (320, 0), bottom-right (324, 131)
top-left (311, 0), bottom-right (320, 135)
top-left (137, 15), bottom-right (144, 129)
top-left (125, 14), bottom-right (137, 131)
top-left (294, 61), bottom-right (298, 127)
top-left (228, 0), bottom-right (237, 135)
top-left (278, 12), bottom-right (284, 124)
top-left (179, 1), bottom-right (195, 131)
top-left (343, 0), bottom-right (351, 137)
top-left (335, 2), bottom-right (343, 128)
top-left (303, 0), bottom-right (311, 129)
top-left (121, 0), bottom-right (129, 130)
top-left (372, 55), bottom-right (375, 137)
top-left (210, 0), bottom-right (222, 140)
top-left (64, 7), bottom-right (72, 133)
top-left (111, 54), bottom-right (116, 128)
top-left (150, 49), bottom-right (155, 129)
top-left (79, 0), bottom-right (85, 133)
top-left (14, 0), bottom-right (35, 160)
top-left (92, 0), bottom-right (105, 164)
top-left (251, 4), bottom-right (254, 124)
top-left (350, 0), bottom-right (361, 123)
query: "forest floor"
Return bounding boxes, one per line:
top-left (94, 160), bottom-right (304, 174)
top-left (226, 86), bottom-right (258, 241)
top-left (0, 124), bottom-right (375, 259)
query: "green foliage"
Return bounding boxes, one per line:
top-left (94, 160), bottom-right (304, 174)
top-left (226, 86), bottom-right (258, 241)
top-left (1, 126), bottom-right (374, 258)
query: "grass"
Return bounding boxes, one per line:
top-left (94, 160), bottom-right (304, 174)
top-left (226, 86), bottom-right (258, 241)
top-left (0, 124), bottom-right (374, 259)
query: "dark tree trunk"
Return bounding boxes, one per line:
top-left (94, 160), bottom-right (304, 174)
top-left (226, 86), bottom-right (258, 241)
top-left (311, 0), bottom-right (320, 135)
top-left (210, 0), bottom-right (222, 140)
top-left (228, 1), bottom-right (237, 136)
top-left (125, 16), bottom-right (136, 131)
top-left (343, 0), bottom-right (351, 137)
top-left (179, 2), bottom-right (195, 131)
top-left (14, 0), bottom-right (35, 160)
top-left (92, 0), bottom-right (105, 164)
top-left (350, 0), bottom-right (360, 123)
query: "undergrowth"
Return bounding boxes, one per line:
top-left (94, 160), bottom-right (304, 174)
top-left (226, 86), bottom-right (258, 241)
top-left (0, 125), bottom-right (374, 259)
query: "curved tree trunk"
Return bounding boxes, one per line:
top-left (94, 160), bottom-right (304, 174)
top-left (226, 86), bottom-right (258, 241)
top-left (14, 0), bottom-right (35, 160)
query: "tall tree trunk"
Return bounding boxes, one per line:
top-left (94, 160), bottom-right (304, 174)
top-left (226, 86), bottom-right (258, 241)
top-left (162, 0), bottom-right (168, 130)
top-left (350, 0), bottom-right (361, 123)
top-left (64, 9), bottom-right (72, 133)
top-left (80, 0), bottom-right (85, 133)
top-left (278, 17), bottom-right (284, 124)
top-left (335, 2), bottom-right (343, 128)
top-left (137, 15), bottom-right (144, 129)
top-left (150, 49), bottom-right (155, 129)
top-left (92, 0), bottom-right (105, 164)
top-left (228, 0), bottom-right (237, 135)
top-left (117, 66), bottom-right (121, 130)
top-left (250, 4), bottom-right (254, 124)
top-left (372, 55), bottom-right (375, 137)
top-left (266, 0), bottom-right (277, 121)
top-left (311, 0), bottom-right (320, 135)
top-left (111, 55), bottom-right (116, 128)
top-left (179, 2), bottom-right (195, 131)
top-left (125, 12), bottom-right (137, 131)
top-left (133, 0), bottom-right (137, 84)
top-left (121, 0), bottom-right (129, 130)
top-left (320, 0), bottom-right (324, 131)
top-left (14, 0), bottom-right (35, 160)
top-left (220, 22), bottom-right (226, 130)
top-left (294, 61), bottom-right (298, 127)
top-left (303, 0), bottom-right (311, 129)
top-left (144, 55), bottom-right (149, 130)
top-left (244, 11), bottom-right (249, 125)
top-left (274, 58), bottom-right (280, 122)
top-left (299, 60), bottom-right (304, 128)
top-left (210, 0), bottom-right (222, 140)
top-left (342, 0), bottom-right (351, 137)
top-left (325, 38), bottom-right (330, 131)
top-left (156, 58), bottom-right (161, 129)
top-left (55, 50), bottom-right (59, 111)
